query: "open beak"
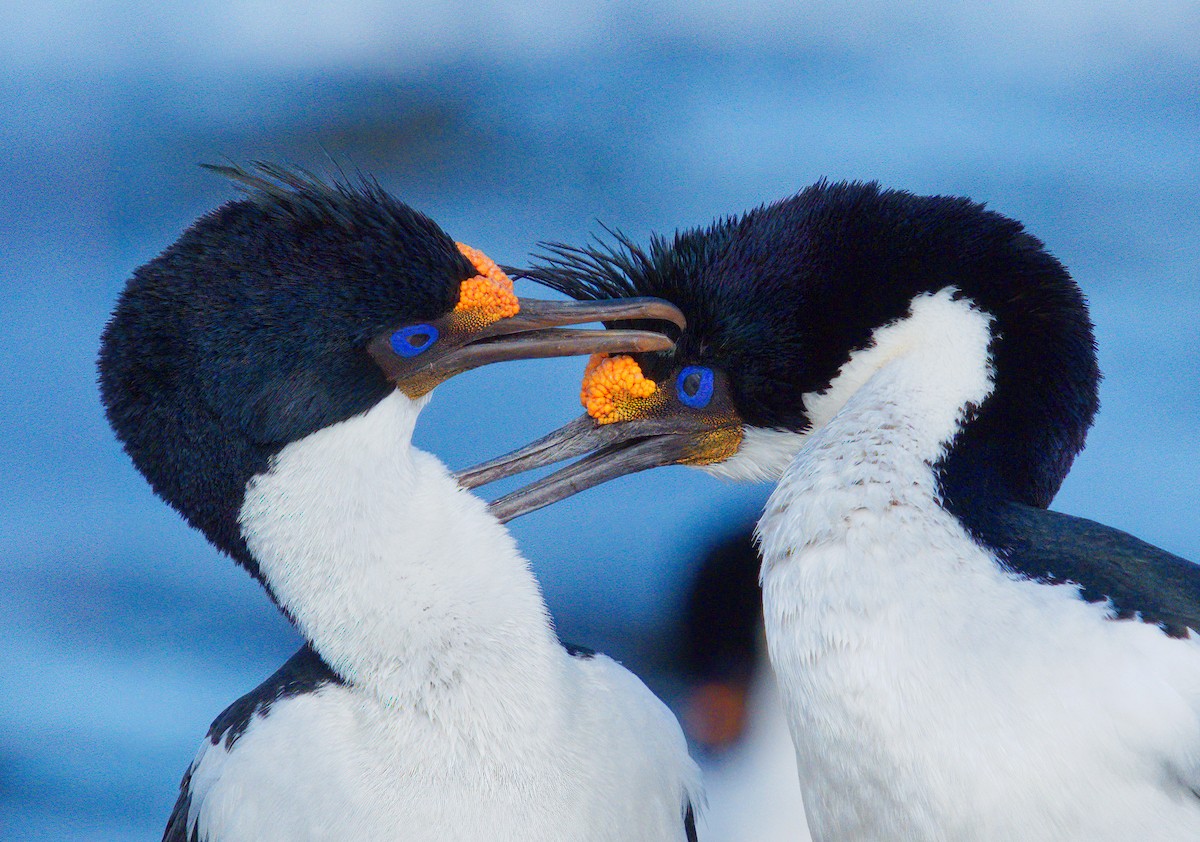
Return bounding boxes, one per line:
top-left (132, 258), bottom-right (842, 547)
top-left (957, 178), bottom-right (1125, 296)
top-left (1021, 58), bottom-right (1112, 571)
top-left (369, 296), bottom-right (687, 398)
top-left (457, 413), bottom-right (709, 523)
top-left (456, 364), bottom-right (743, 523)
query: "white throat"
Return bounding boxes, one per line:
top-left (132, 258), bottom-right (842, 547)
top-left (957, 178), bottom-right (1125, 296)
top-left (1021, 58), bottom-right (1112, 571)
top-left (798, 287), bottom-right (996, 464)
top-left (238, 391), bottom-right (558, 710)
top-left (701, 288), bottom-right (995, 484)
top-left (758, 289), bottom-right (997, 594)
top-left (755, 290), bottom-right (1015, 836)
top-left (756, 290), bottom-right (1200, 841)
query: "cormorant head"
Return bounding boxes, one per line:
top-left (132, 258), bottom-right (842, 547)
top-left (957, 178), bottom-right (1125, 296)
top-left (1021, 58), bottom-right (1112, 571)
top-left (98, 162), bottom-right (684, 575)
top-left (460, 181), bottom-right (1099, 522)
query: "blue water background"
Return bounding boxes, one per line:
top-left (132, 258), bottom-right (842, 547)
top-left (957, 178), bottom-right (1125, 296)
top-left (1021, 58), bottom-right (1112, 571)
top-left (2, 4), bottom-right (1198, 839)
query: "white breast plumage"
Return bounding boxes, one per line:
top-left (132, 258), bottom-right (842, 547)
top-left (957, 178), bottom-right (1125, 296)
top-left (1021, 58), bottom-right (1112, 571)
top-left (759, 291), bottom-right (1200, 840)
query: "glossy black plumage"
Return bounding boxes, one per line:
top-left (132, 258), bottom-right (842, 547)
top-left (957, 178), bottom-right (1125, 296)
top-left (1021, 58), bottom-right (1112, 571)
top-left (972, 503), bottom-right (1200, 638)
top-left (208, 643), bottom-right (342, 751)
top-left (561, 641), bottom-right (598, 659)
top-left (524, 180), bottom-right (1098, 510)
top-left (98, 164), bottom-right (472, 581)
top-left (525, 180), bottom-right (1200, 637)
top-left (162, 771), bottom-right (199, 842)
top-left (105, 164), bottom-right (701, 842)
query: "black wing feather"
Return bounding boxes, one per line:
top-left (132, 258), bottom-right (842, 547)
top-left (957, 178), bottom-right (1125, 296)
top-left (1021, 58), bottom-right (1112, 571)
top-left (684, 800), bottom-right (699, 842)
top-left (162, 765), bottom-right (199, 842)
top-left (161, 644), bottom-right (342, 841)
top-left (206, 643), bottom-right (341, 750)
top-left (971, 502), bottom-right (1200, 637)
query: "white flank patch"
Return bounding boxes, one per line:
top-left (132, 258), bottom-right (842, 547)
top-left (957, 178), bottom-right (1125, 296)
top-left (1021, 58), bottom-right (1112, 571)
top-left (756, 289), bottom-right (1200, 839)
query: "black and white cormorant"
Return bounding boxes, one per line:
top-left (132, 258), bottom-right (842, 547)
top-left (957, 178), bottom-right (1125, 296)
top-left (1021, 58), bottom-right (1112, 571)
top-left (97, 164), bottom-right (701, 841)
top-left (461, 181), bottom-right (1200, 840)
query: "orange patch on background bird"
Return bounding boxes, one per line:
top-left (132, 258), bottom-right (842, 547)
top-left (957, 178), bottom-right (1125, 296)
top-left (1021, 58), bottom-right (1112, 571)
top-left (454, 243), bottom-right (520, 325)
top-left (683, 681), bottom-right (751, 751)
top-left (580, 354), bottom-right (662, 424)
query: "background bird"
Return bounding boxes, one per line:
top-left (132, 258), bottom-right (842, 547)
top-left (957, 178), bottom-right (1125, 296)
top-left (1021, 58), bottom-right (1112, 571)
top-left (97, 163), bottom-right (700, 841)
top-left (462, 180), bottom-right (1200, 839)
top-left (677, 524), bottom-right (808, 842)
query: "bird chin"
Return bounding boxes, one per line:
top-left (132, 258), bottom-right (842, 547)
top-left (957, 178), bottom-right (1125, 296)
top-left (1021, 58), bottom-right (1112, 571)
top-left (696, 426), bottom-right (809, 483)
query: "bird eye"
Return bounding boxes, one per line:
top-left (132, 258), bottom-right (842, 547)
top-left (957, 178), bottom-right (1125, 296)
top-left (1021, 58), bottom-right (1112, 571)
top-left (390, 324), bottom-right (440, 358)
top-left (676, 366), bottom-right (714, 409)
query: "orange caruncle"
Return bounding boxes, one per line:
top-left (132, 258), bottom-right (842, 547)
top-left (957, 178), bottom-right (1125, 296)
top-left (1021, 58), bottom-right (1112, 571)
top-left (580, 354), bottom-right (659, 425)
top-left (454, 243), bottom-right (520, 323)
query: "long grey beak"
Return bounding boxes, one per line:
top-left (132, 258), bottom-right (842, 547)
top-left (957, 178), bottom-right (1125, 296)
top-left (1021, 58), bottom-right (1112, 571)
top-left (485, 433), bottom-right (696, 523)
top-left (371, 296), bottom-right (686, 396)
top-left (455, 413), bottom-right (723, 523)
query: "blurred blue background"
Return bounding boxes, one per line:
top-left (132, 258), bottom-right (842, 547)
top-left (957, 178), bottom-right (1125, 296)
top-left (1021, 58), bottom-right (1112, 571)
top-left (3, 2), bottom-right (1198, 839)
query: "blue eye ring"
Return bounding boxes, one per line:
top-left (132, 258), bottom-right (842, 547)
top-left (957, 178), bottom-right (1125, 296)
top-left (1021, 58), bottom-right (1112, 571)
top-left (390, 324), bottom-right (440, 358)
top-left (676, 365), bottom-right (714, 409)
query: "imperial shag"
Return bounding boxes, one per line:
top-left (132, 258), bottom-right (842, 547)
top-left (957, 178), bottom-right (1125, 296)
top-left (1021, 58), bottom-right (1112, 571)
top-left (98, 164), bottom-right (701, 841)
top-left (463, 181), bottom-right (1200, 840)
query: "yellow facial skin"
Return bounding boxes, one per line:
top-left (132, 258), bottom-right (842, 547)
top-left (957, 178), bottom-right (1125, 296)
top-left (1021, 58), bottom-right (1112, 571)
top-left (682, 426), bottom-right (743, 466)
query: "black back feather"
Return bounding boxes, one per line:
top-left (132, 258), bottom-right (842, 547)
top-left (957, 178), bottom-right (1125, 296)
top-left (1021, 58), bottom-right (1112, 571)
top-left (976, 503), bottom-right (1200, 638)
